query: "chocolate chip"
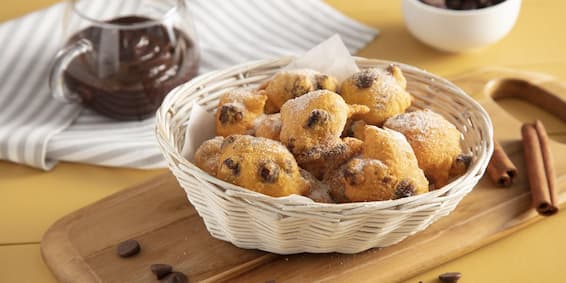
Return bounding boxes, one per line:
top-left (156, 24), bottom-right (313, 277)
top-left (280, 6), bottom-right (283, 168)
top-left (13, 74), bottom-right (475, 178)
top-left (423, 0), bottom-right (504, 9)
top-left (150, 264), bottom-right (172, 279)
top-left (305, 109), bottom-right (330, 128)
top-left (446, 0), bottom-right (462, 9)
top-left (296, 147), bottom-right (323, 162)
top-left (324, 143), bottom-right (346, 159)
top-left (394, 179), bottom-right (415, 199)
top-left (223, 158), bottom-right (240, 176)
top-left (219, 104), bottom-right (243, 124)
top-left (116, 239), bottom-right (140, 258)
top-left (315, 74), bottom-right (329, 90)
top-left (355, 70), bottom-right (377, 89)
top-left (343, 167), bottom-right (364, 186)
top-left (162, 272), bottom-right (188, 283)
top-left (419, 0), bottom-right (446, 8)
top-left (258, 160), bottom-right (280, 183)
top-left (461, 0), bottom-right (478, 9)
top-left (382, 176), bottom-right (392, 184)
top-left (455, 153), bottom-right (473, 169)
top-left (439, 272), bottom-right (462, 283)
top-left (291, 79), bottom-right (310, 98)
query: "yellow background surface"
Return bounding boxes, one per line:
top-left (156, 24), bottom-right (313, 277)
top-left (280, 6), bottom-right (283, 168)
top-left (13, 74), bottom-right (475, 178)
top-left (1, 0), bottom-right (566, 282)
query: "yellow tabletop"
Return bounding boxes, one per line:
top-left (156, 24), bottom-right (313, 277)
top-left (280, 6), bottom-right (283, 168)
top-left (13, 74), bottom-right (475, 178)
top-left (1, 0), bottom-right (565, 282)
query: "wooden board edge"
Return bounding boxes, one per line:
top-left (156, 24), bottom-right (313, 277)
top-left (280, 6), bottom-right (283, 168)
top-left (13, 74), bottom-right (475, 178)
top-left (41, 216), bottom-right (100, 283)
top-left (40, 173), bottom-right (173, 283)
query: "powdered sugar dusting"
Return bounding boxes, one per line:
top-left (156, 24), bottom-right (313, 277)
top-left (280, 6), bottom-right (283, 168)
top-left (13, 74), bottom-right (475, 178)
top-left (350, 158), bottom-right (386, 172)
top-left (256, 113), bottom-right (281, 128)
top-left (381, 127), bottom-right (414, 153)
top-left (354, 68), bottom-right (399, 93)
top-left (248, 136), bottom-right (291, 155)
top-left (281, 90), bottom-right (342, 114)
top-left (384, 109), bottom-right (460, 143)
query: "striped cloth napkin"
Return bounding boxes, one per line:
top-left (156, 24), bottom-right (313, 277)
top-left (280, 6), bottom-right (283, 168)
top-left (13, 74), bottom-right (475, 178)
top-left (0, 0), bottom-right (378, 171)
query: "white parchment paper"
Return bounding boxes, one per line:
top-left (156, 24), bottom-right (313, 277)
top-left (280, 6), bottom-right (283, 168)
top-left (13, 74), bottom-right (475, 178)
top-left (182, 34), bottom-right (359, 161)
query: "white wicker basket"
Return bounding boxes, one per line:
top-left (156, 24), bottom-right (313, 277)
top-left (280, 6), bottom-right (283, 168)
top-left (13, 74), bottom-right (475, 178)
top-left (155, 57), bottom-right (494, 254)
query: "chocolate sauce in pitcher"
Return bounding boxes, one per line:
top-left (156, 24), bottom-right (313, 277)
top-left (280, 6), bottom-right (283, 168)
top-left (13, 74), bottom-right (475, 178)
top-left (64, 16), bottom-right (199, 120)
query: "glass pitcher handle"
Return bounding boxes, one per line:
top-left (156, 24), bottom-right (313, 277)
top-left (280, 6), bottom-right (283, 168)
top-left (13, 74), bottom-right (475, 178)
top-left (49, 39), bottom-right (93, 103)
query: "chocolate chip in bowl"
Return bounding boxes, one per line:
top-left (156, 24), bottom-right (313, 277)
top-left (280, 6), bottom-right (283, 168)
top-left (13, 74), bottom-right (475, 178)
top-left (403, 0), bottom-right (521, 52)
top-left (421, 0), bottom-right (505, 9)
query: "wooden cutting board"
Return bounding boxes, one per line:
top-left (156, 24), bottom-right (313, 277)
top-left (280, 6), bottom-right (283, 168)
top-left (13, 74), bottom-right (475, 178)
top-left (41, 68), bottom-right (566, 283)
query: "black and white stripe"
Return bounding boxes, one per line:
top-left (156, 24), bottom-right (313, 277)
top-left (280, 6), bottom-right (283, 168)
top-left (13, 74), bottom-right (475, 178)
top-left (0, 0), bottom-right (378, 170)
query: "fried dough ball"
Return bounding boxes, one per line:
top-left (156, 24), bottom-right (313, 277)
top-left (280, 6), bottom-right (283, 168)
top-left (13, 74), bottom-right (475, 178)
top-left (325, 126), bottom-right (428, 202)
top-left (259, 69), bottom-right (339, 113)
top-left (216, 135), bottom-right (309, 197)
top-left (280, 90), bottom-right (369, 166)
top-left (363, 126), bottom-right (429, 193)
top-left (215, 89), bottom-right (267, 137)
top-left (194, 136), bottom-right (224, 176)
top-left (254, 113), bottom-right (282, 141)
top-left (340, 65), bottom-right (412, 125)
top-left (384, 109), bottom-right (471, 189)
top-left (325, 158), bottom-right (396, 203)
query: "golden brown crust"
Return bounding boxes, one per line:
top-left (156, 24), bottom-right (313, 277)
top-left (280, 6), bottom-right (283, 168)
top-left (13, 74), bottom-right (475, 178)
top-left (340, 65), bottom-right (412, 125)
top-left (362, 126), bottom-right (429, 194)
top-left (326, 158), bottom-right (398, 202)
top-left (215, 89), bottom-right (267, 137)
top-left (260, 69), bottom-right (339, 113)
top-left (384, 109), bottom-right (466, 189)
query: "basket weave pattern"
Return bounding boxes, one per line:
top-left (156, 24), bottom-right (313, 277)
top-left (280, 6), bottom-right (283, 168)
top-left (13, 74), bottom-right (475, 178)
top-left (155, 57), bottom-right (494, 254)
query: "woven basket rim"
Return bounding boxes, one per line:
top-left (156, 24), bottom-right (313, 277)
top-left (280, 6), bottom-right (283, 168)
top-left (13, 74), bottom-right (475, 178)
top-left (156, 56), bottom-right (494, 210)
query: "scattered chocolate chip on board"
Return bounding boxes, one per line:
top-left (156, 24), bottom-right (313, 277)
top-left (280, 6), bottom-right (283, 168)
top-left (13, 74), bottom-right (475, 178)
top-left (150, 263), bottom-right (173, 280)
top-left (162, 271), bottom-right (188, 283)
top-left (116, 239), bottom-right (141, 258)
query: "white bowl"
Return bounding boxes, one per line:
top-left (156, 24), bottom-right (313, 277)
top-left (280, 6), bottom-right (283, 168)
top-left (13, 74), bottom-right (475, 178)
top-left (402, 0), bottom-right (521, 52)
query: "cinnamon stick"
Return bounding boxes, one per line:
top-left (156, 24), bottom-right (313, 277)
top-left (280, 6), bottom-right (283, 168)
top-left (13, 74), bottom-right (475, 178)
top-left (521, 123), bottom-right (557, 216)
top-left (534, 120), bottom-right (558, 211)
top-left (486, 139), bottom-right (517, 187)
